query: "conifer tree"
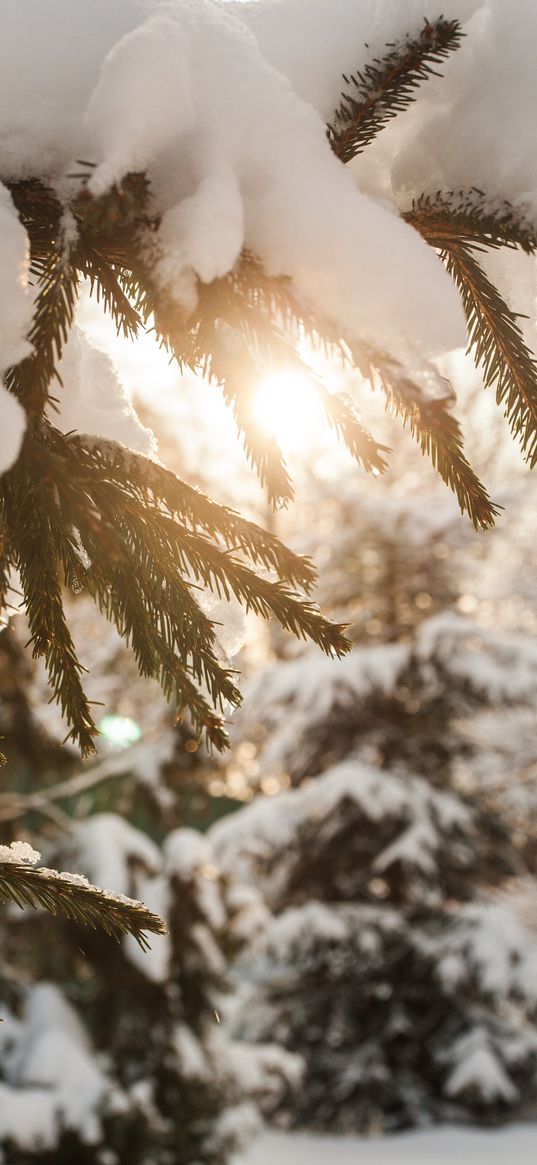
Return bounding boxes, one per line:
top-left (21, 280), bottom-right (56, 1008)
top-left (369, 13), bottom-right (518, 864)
top-left (0, 814), bottom-right (290, 1165)
top-left (0, 540), bottom-right (296, 1163)
top-left (3, 13), bottom-right (537, 767)
top-left (3, 0), bottom-right (537, 1065)
top-left (212, 478), bottom-right (537, 1131)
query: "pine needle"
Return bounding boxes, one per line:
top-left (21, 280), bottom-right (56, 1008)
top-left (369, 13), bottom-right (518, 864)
top-left (369, 353), bottom-right (499, 531)
top-left (408, 192), bottom-right (537, 465)
top-left (328, 17), bottom-right (463, 162)
top-left (0, 860), bottom-right (166, 950)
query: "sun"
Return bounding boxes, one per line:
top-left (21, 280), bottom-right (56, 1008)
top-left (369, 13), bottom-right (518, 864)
top-left (252, 371), bottom-right (323, 454)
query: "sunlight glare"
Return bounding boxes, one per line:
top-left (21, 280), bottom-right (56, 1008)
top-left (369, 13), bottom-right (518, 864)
top-left (252, 372), bottom-right (322, 454)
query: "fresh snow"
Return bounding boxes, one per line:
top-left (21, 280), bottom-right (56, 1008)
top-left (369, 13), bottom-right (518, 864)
top-left (3, 0), bottom-right (537, 474)
top-left (49, 326), bottom-right (157, 456)
top-left (0, 184), bottom-right (31, 474)
top-left (230, 613), bottom-right (537, 778)
top-left (237, 1126), bottom-right (537, 1165)
top-left (0, 0), bottom-right (485, 476)
top-left (443, 1028), bottom-right (520, 1105)
top-left (0, 984), bottom-right (115, 1149)
top-left (0, 384), bottom-right (26, 475)
top-left (0, 840), bottom-right (40, 864)
top-left (211, 757), bottom-right (477, 910)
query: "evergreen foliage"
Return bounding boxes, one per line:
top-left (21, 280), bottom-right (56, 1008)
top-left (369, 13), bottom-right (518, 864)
top-left (0, 812), bottom-right (294, 1165)
top-left (328, 17), bottom-right (463, 161)
top-left (3, 15), bottom-right (537, 758)
top-left (407, 191), bottom-right (537, 466)
top-left (1, 173), bottom-right (349, 757)
top-left (213, 483), bottom-right (537, 1132)
top-left (0, 587), bottom-right (298, 1165)
top-left (3, 8), bottom-right (537, 1027)
top-left (0, 853), bottom-right (165, 950)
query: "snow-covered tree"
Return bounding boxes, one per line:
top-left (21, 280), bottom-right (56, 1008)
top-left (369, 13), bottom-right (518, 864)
top-left (0, 807), bottom-right (300, 1163)
top-left (0, 575), bottom-right (302, 1163)
top-left (3, 0), bottom-right (537, 1151)
top-left (211, 464), bottom-right (537, 1131)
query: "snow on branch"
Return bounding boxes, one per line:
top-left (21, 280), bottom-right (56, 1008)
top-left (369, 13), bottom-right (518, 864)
top-left (0, 841), bottom-right (166, 950)
top-left (2, 1), bottom-right (537, 749)
top-left (328, 16), bottom-right (463, 162)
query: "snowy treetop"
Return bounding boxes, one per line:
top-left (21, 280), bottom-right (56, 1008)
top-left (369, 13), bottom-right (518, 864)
top-left (234, 613), bottom-right (537, 778)
top-left (212, 757), bottom-right (476, 903)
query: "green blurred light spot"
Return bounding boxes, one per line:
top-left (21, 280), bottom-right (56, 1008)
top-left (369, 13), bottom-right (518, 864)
top-left (99, 715), bottom-right (142, 749)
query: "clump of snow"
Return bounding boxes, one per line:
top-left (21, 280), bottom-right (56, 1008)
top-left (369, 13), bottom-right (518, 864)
top-left (74, 812), bottom-right (161, 897)
top-left (4, 0), bottom-right (537, 467)
top-left (197, 589), bottom-right (248, 660)
top-left (434, 901), bottom-right (537, 1007)
top-left (0, 983), bottom-right (118, 1149)
top-left (85, 0), bottom-right (465, 361)
top-left (164, 826), bottom-right (213, 878)
top-left (125, 870), bottom-right (171, 981)
top-left (0, 182), bottom-right (32, 474)
top-left (174, 1023), bottom-right (210, 1079)
top-left (0, 0), bottom-right (470, 376)
top-left (212, 759), bottom-right (474, 902)
top-left (416, 612), bottom-right (537, 704)
top-left (0, 384), bottom-right (26, 475)
top-left (50, 326), bottom-right (156, 455)
top-left (0, 1083), bottom-right (61, 1153)
top-left (165, 827), bottom-right (227, 932)
top-left (7, 0), bottom-right (537, 495)
top-left (0, 184), bottom-right (32, 366)
top-left (0, 839), bottom-right (40, 864)
top-left (443, 1028), bottom-right (520, 1105)
top-left (239, 0), bottom-right (537, 219)
top-left (234, 640), bottom-right (410, 776)
top-left (69, 812), bottom-right (172, 979)
top-left (232, 612), bottom-right (537, 779)
top-left (0, 194), bottom-right (29, 472)
top-left (210, 1100), bottom-right (261, 1155)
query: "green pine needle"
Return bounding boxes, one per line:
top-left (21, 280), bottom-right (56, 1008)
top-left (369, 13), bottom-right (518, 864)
top-left (6, 107), bottom-right (537, 755)
top-left (0, 860), bottom-right (166, 950)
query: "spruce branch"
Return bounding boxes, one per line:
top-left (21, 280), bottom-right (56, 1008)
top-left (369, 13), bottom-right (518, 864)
top-left (1, 416), bottom-right (348, 752)
top-left (315, 384), bottom-right (390, 474)
top-left (0, 857), bottom-right (166, 950)
top-left (76, 247), bottom-right (142, 340)
top-left (149, 274), bottom-right (296, 507)
top-left (194, 265), bottom-right (389, 477)
top-left (328, 17), bottom-right (463, 162)
top-left (7, 157), bottom-right (533, 756)
top-left (68, 436), bottom-right (317, 591)
top-left (368, 353), bottom-right (499, 530)
top-left (204, 334), bottom-right (294, 508)
top-left (1, 436), bottom-right (98, 755)
top-left (146, 509), bottom-right (350, 656)
top-left (406, 189), bottom-right (537, 255)
top-left (123, 247), bottom-right (366, 504)
top-left (408, 193), bottom-right (537, 465)
top-left (0, 172), bottom-right (353, 751)
top-left (446, 246), bottom-right (537, 464)
top-left (222, 250), bottom-right (350, 366)
top-left (5, 245), bottom-right (80, 415)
